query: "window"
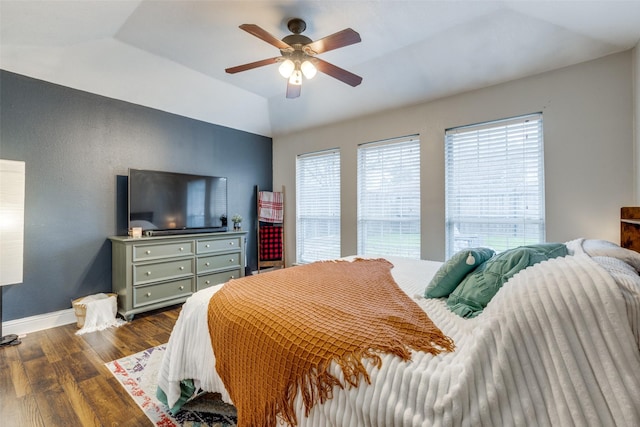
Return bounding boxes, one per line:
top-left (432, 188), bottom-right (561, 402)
top-left (296, 149), bottom-right (341, 263)
top-left (357, 136), bottom-right (421, 258)
top-left (445, 113), bottom-right (544, 258)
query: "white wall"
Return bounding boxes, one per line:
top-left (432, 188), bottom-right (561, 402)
top-left (273, 51), bottom-right (635, 263)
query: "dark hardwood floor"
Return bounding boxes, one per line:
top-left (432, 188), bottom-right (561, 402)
top-left (0, 305), bottom-right (182, 426)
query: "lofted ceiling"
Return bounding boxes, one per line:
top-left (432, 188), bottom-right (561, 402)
top-left (1, 1), bottom-right (640, 138)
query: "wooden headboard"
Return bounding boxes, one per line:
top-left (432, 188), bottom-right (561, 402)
top-left (621, 207), bottom-right (640, 252)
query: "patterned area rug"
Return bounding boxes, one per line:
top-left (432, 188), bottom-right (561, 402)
top-left (106, 345), bottom-right (237, 426)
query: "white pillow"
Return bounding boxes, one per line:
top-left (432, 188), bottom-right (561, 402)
top-left (582, 239), bottom-right (640, 272)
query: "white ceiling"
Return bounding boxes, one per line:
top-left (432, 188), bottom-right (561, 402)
top-left (2, 1), bottom-right (640, 137)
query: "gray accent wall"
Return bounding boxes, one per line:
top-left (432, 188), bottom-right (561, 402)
top-left (0, 70), bottom-right (272, 322)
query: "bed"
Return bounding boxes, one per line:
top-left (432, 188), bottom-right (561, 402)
top-left (157, 238), bottom-right (640, 426)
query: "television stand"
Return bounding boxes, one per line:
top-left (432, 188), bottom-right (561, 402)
top-left (109, 231), bottom-right (246, 320)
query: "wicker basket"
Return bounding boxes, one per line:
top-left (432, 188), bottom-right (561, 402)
top-left (72, 293), bottom-right (117, 328)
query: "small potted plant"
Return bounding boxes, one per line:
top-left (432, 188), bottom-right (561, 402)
top-left (231, 214), bottom-right (243, 230)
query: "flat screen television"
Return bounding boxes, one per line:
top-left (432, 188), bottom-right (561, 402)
top-left (128, 168), bottom-right (228, 235)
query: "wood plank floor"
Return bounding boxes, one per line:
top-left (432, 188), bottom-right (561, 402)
top-left (0, 305), bottom-right (182, 426)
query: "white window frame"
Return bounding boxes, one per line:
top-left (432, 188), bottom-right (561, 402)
top-left (296, 149), bottom-right (341, 263)
top-left (357, 135), bottom-right (421, 259)
top-left (445, 113), bottom-right (545, 258)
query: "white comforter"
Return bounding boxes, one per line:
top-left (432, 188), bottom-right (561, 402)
top-left (158, 239), bottom-right (640, 426)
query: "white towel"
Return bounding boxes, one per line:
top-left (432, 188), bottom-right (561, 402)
top-left (76, 293), bottom-right (125, 335)
top-left (258, 191), bottom-right (283, 223)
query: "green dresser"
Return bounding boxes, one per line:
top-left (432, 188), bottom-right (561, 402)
top-left (109, 231), bottom-right (246, 320)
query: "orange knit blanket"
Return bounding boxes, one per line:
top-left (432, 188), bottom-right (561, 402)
top-left (207, 258), bottom-right (455, 427)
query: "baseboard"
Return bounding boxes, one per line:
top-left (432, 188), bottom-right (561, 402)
top-left (2, 308), bottom-right (77, 336)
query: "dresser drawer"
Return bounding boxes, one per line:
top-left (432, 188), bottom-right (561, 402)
top-left (134, 259), bottom-right (194, 285)
top-left (197, 237), bottom-right (242, 254)
top-left (197, 253), bottom-right (241, 274)
top-left (133, 241), bottom-right (194, 261)
top-left (134, 278), bottom-right (193, 307)
top-left (197, 269), bottom-right (241, 291)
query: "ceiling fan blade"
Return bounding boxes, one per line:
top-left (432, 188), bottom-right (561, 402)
top-left (239, 24), bottom-right (292, 51)
top-left (304, 28), bottom-right (361, 54)
top-left (314, 58), bottom-right (362, 87)
top-left (286, 81), bottom-right (301, 99)
top-left (225, 57), bottom-right (280, 74)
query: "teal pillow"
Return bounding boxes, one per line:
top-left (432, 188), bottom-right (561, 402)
top-left (156, 379), bottom-right (196, 415)
top-left (447, 243), bottom-right (568, 318)
top-left (424, 247), bottom-right (495, 298)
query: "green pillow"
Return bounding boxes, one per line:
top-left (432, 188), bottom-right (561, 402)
top-left (156, 379), bottom-right (196, 415)
top-left (425, 247), bottom-right (495, 298)
top-left (447, 243), bottom-right (568, 318)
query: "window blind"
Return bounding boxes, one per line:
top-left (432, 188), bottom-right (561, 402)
top-left (445, 113), bottom-right (544, 258)
top-left (296, 149), bottom-right (341, 263)
top-left (357, 136), bottom-right (421, 259)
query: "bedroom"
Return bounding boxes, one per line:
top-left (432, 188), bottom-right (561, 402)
top-left (1, 1), bottom-right (640, 425)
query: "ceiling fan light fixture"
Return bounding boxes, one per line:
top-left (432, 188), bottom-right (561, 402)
top-left (289, 69), bottom-right (303, 86)
top-left (301, 60), bottom-right (317, 79)
top-left (278, 59), bottom-right (295, 78)
top-left (228, 19), bottom-right (362, 97)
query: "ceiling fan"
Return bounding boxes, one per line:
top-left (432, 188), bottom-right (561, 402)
top-left (225, 18), bottom-right (362, 99)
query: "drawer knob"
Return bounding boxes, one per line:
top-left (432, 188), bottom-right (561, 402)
top-left (205, 262), bottom-right (210, 266)
top-left (146, 250), bottom-right (151, 255)
top-left (146, 292), bottom-right (151, 297)
top-left (179, 266), bottom-right (185, 270)
top-left (205, 280), bottom-right (211, 285)
top-left (206, 244), bottom-right (210, 248)
top-left (230, 275), bottom-right (235, 279)
top-left (179, 285), bottom-right (184, 290)
top-left (229, 258), bottom-right (235, 263)
top-left (229, 242), bottom-right (234, 246)
top-left (179, 247), bottom-right (184, 251)
top-left (146, 271), bottom-right (152, 276)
